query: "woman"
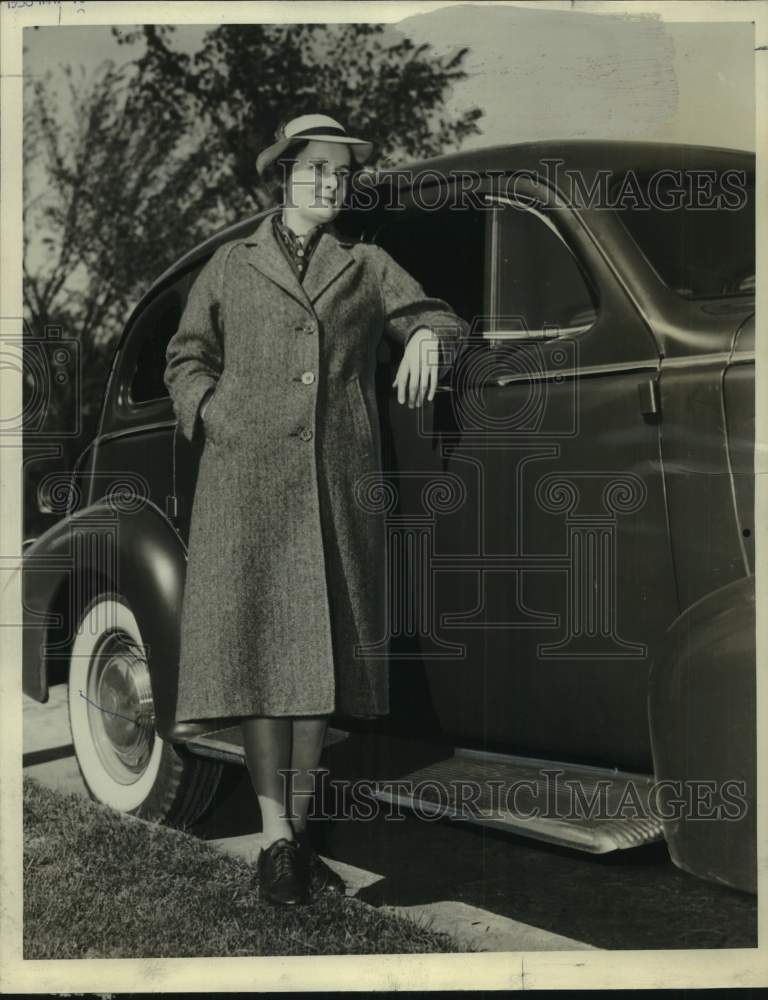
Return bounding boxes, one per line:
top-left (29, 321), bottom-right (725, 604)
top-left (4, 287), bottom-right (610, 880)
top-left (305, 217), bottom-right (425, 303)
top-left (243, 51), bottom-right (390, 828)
top-left (164, 113), bottom-right (469, 906)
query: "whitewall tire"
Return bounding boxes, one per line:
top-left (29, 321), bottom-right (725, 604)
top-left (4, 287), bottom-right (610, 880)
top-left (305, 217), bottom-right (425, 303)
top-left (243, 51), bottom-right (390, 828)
top-left (67, 592), bottom-right (221, 826)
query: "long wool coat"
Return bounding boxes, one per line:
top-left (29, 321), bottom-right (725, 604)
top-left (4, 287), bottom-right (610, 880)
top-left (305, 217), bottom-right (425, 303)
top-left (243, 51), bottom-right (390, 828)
top-left (163, 209), bottom-right (469, 723)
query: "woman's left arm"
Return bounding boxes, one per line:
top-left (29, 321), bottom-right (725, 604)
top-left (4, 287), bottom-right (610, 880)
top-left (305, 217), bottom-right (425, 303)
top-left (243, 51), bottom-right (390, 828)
top-left (369, 244), bottom-right (471, 408)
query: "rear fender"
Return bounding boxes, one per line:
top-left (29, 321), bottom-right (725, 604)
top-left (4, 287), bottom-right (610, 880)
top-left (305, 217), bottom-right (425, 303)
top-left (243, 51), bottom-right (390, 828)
top-left (648, 574), bottom-right (756, 893)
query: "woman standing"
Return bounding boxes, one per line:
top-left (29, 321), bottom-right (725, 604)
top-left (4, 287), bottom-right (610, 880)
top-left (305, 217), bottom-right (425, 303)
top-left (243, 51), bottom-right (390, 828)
top-left (164, 113), bottom-right (469, 905)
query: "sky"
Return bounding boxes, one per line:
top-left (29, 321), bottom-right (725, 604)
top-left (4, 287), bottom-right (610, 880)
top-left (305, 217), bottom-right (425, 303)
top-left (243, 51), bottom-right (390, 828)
top-left (22, 5), bottom-right (755, 151)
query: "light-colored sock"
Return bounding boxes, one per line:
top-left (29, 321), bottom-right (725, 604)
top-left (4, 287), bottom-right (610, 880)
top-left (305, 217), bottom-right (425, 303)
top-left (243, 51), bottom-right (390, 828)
top-left (257, 794), bottom-right (294, 849)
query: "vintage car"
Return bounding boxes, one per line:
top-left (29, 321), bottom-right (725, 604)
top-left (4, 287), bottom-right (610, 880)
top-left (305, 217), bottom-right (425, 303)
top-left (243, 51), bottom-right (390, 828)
top-left (20, 141), bottom-right (756, 893)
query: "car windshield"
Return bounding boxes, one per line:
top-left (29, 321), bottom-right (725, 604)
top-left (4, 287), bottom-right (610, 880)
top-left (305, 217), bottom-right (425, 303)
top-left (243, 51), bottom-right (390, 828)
top-left (612, 170), bottom-right (755, 300)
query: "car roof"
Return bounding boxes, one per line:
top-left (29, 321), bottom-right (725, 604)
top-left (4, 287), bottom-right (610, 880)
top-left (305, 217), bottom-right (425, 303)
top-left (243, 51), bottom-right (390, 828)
top-left (143, 139), bottom-right (755, 301)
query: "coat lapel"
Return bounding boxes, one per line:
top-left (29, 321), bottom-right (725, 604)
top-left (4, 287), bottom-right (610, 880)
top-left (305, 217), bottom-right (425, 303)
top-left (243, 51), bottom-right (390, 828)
top-left (242, 211), bottom-right (356, 314)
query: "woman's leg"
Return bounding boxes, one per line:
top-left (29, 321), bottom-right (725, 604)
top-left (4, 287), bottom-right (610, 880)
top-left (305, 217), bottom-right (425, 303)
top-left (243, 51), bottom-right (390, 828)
top-left (289, 714), bottom-right (329, 833)
top-left (241, 716), bottom-right (294, 847)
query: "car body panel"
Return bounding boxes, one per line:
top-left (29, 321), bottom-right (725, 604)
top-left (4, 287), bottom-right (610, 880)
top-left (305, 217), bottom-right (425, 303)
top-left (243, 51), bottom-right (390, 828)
top-left (723, 322), bottom-right (756, 575)
top-left (648, 573), bottom-right (756, 893)
top-left (658, 358), bottom-right (750, 612)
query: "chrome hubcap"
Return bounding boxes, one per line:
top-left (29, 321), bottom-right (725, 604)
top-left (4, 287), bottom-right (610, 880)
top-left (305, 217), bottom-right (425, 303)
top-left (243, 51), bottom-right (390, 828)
top-left (86, 630), bottom-right (156, 782)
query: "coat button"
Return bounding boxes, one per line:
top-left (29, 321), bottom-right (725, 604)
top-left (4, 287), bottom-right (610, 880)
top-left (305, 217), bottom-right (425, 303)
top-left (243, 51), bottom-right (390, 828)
top-left (298, 427), bottom-right (313, 442)
top-left (300, 371), bottom-right (316, 385)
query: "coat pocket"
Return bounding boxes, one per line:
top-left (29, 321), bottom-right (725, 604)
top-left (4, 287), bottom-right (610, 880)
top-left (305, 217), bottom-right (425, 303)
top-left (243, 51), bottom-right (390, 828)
top-left (202, 378), bottom-right (227, 444)
top-left (344, 374), bottom-right (376, 451)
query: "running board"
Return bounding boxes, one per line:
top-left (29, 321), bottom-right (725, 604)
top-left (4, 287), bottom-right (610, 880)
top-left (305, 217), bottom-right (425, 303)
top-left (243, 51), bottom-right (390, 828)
top-left (369, 747), bottom-right (664, 854)
top-left (184, 724), bottom-right (350, 765)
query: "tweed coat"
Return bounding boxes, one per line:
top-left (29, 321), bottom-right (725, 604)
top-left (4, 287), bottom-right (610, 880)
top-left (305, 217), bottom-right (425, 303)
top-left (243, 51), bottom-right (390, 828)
top-left (163, 208), bottom-right (470, 723)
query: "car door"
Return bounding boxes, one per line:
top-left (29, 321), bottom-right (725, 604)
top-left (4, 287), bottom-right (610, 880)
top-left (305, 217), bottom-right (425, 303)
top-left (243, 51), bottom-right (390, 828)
top-left (367, 178), bottom-right (678, 772)
top-left (93, 269), bottom-right (201, 540)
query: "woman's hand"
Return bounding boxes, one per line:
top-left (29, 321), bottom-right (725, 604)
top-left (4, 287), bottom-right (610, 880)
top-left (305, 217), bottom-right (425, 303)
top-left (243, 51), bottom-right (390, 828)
top-left (392, 327), bottom-right (441, 408)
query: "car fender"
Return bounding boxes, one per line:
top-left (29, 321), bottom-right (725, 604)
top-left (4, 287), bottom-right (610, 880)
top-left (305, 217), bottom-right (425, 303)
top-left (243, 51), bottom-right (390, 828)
top-left (648, 573), bottom-right (756, 893)
top-left (20, 499), bottom-right (191, 741)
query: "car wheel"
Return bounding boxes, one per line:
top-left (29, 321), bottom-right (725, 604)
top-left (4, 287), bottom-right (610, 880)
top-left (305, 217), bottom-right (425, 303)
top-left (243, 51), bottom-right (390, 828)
top-left (67, 592), bottom-right (222, 827)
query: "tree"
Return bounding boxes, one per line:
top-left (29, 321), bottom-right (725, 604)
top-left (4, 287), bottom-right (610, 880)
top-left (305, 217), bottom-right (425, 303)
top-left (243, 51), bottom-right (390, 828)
top-left (22, 59), bottom-right (225, 535)
top-left (24, 61), bottom-right (226, 348)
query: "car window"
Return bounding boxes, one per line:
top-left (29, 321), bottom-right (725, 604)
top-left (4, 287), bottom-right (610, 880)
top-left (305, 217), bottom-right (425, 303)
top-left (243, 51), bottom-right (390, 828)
top-left (612, 171), bottom-right (755, 300)
top-left (490, 201), bottom-right (598, 337)
top-left (371, 205), bottom-right (486, 331)
top-left (128, 278), bottom-right (193, 405)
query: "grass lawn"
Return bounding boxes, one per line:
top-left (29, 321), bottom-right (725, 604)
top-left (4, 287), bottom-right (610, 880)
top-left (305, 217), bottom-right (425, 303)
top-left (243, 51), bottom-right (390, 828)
top-left (22, 776), bottom-right (471, 959)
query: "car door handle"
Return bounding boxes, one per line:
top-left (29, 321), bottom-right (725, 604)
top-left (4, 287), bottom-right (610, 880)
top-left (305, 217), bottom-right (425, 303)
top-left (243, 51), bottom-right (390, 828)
top-left (487, 330), bottom-right (562, 346)
top-left (638, 377), bottom-right (660, 420)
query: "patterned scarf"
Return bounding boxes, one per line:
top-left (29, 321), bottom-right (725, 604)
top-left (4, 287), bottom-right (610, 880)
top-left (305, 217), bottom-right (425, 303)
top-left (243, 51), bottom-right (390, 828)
top-left (272, 213), bottom-right (328, 280)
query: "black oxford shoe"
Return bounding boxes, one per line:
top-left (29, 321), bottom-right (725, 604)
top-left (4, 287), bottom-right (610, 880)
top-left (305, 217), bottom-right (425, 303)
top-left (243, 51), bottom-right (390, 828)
top-left (256, 837), bottom-right (307, 906)
top-left (295, 831), bottom-right (346, 895)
